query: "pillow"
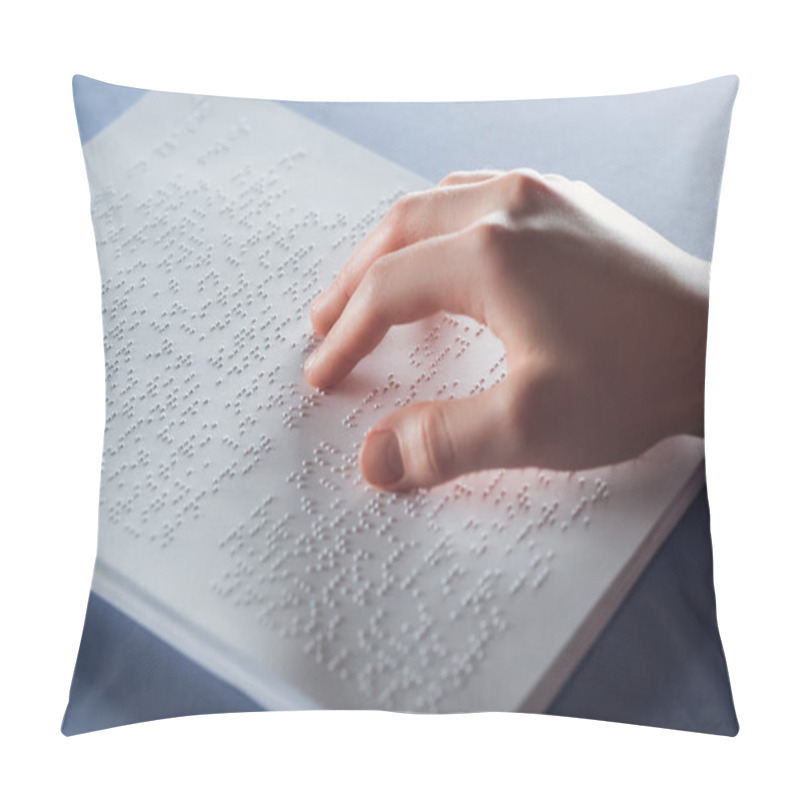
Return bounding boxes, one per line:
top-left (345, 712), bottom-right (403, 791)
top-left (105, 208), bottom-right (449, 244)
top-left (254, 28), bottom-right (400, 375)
top-left (63, 75), bottom-right (739, 735)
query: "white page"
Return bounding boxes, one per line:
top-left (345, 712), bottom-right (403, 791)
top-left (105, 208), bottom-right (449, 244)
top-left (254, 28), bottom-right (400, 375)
top-left (83, 90), bottom-right (704, 713)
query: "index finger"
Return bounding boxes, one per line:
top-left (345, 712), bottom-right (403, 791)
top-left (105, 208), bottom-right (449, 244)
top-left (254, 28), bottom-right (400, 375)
top-left (304, 224), bottom-right (489, 390)
top-left (309, 171), bottom-right (520, 336)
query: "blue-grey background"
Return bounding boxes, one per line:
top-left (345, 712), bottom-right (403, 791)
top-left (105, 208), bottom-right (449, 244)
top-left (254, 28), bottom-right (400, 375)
top-left (63, 75), bottom-right (739, 736)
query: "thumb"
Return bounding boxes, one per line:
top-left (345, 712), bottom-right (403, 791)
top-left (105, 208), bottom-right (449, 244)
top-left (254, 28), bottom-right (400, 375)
top-left (359, 384), bottom-right (517, 491)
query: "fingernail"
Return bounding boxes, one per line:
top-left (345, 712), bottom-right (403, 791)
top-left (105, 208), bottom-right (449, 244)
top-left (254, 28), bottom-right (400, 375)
top-left (362, 429), bottom-right (404, 487)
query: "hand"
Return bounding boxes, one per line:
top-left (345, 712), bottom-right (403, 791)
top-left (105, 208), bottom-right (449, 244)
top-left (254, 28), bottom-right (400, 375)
top-left (304, 169), bottom-right (709, 491)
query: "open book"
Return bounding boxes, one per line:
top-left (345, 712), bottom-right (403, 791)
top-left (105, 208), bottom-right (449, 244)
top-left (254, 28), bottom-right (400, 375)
top-left (83, 88), bottom-right (705, 713)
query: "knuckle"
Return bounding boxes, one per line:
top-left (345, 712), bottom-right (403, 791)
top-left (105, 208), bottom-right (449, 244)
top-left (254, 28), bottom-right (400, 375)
top-left (474, 217), bottom-right (513, 253)
top-left (503, 169), bottom-right (548, 212)
top-left (381, 195), bottom-right (412, 246)
top-left (384, 191), bottom-right (424, 238)
top-left (358, 260), bottom-right (391, 322)
top-left (471, 219), bottom-right (515, 284)
top-left (501, 168), bottom-right (575, 219)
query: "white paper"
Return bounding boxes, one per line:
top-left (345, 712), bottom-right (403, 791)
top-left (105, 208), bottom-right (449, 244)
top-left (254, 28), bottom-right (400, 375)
top-left (83, 90), bottom-right (705, 713)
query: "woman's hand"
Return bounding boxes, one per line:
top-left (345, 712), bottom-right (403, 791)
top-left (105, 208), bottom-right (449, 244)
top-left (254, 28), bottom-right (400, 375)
top-left (304, 169), bottom-right (709, 491)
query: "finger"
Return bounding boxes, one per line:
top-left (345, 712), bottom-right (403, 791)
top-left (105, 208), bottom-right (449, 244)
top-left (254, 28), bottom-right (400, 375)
top-left (304, 227), bottom-right (486, 390)
top-left (310, 171), bottom-right (532, 335)
top-left (359, 383), bottom-right (519, 490)
top-left (310, 184), bottom-right (484, 335)
top-left (437, 169), bottom-right (504, 187)
top-left (310, 215), bottom-right (394, 336)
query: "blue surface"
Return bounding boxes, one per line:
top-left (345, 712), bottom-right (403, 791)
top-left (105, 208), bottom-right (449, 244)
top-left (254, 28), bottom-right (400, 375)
top-left (548, 485), bottom-right (737, 733)
top-left (72, 76), bottom-right (146, 146)
top-left (279, 80), bottom-right (735, 263)
top-left (63, 75), bottom-right (738, 735)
